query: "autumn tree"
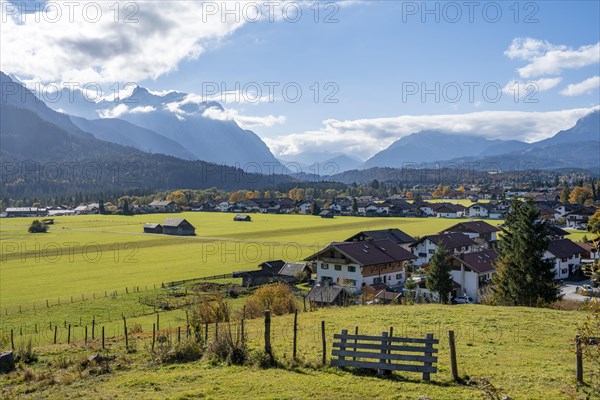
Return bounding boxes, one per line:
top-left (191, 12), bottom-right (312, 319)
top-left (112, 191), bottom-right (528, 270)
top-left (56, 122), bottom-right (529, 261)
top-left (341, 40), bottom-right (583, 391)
top-left (569, 186), bottom-right (593, 205)
top-left (559, 187), bottom-right (571, 204)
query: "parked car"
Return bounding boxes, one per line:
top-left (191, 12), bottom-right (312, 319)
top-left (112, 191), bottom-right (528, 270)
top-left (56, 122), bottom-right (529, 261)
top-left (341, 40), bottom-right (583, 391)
top-left (576, 284), bottom-right (594, 295)
top-left (573, 225), bottom-right (585, 230)
top-left (452, 296), bottom-right (474, 304)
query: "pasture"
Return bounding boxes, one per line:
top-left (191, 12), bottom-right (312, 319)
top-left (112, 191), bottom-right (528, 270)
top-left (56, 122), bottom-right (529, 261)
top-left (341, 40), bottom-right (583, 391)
top-left (0, 213), bottom-right (503, 310)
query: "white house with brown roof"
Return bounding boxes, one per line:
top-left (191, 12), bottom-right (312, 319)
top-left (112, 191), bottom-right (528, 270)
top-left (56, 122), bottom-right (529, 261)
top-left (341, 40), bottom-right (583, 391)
top-left (409, 233), bottom-right (477, 266)
top-left (305, 239), bottom-right (417, 291)
top-left (543, 238), bottom-right (584, 280)
top-left (450, 249), bottom-right (497, 302)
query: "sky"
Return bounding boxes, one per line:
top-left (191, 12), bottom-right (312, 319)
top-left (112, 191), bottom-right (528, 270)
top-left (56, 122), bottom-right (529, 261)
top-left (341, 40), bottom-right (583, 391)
top-left (1, 0), bottom-right (599, 161)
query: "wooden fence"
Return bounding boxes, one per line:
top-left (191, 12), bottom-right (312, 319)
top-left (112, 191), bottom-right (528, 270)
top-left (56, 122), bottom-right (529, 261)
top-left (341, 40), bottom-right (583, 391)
top-left (164, 273), bottom-right (234, 287)
top-left (331, 330), bottom-right (439, 380)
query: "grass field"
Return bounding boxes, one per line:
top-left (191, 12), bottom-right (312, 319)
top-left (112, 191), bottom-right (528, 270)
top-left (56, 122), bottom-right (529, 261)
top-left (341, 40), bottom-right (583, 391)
top-left (0, 304), bottom-right (589, 399)
top-left (0, 213), bottom-right (504, 310)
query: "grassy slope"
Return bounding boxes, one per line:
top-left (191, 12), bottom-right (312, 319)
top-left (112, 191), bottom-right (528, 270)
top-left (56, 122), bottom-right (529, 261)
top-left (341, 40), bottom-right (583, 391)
top-left (1, 213), bottom-right (503, 309)
top-left (0, 304), bottom-right (585, 399)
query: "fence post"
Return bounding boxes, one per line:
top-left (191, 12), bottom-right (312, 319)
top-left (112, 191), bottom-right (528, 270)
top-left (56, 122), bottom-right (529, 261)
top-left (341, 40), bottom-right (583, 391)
top-left (92, 319), bottom-right (95, 340)
top-left (448, 330), bottom-right (459, 382)
top-left (215, 321), bottom-right (219, 341)
top-left (205, 322), bottom-right (208, 342)
top-left (264, 310), bottom-right (273, 359)
top-left (123, 317), bottom-right (128, 350)
top-left (576, 335), bottom-right (583, 384)
top-left (321, 320), bottom-right (326, 365)
top-left (293, 310), bottom-right (298, 360)
top-left (85, 326), bottom-right (88, 347)
top-left (156, 313), bottom-right (160, 332)
top-left (339, 329), bottom-right (348, 365)
top-left (54, 326), bottom-right (57, 344)
top-left (241, 317), bottom-right (245, 347)
top-left (353, 327), bottom-right (358, 361)
top-left (152, 323), bottom-right (156, 351)
top-left (178, 327), bottom-right (181, 343)
top-left (10, 329), bottom-right (14, 350)
top-left (102, 327), bottom-right (105, 350)
top-left (67, 325), bottom-right (71, 344)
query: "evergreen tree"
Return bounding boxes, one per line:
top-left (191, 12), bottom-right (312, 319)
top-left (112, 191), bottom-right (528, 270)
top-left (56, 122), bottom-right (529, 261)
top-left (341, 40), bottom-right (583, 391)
top-left (492, 200), bottom-right (561, 307)
top-left (592, 180), bottom-right (597, 202)
top-left (560, 187), bottom-right (571, 204)
top-left (426, 246), bottom-right (453, 304)
top-left (310, 201), bottom-right (321, 216)
top-left (352, 197), bottom-right (358, 214)
top-left (122, 199), bottom-right (131, 215)
top-left (99, 200), bottom-right (106, 215)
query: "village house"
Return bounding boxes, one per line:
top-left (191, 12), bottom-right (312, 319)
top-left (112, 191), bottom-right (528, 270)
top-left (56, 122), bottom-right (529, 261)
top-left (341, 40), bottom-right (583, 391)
top-left (234, 214), bottom-right (252, 222)
top-left (161, 218), bottom-right (196, 236)
top-left (564, 206), bottom-right (596, 228)
top-left (432, 203), bottom-right (465, 219)
top-left (319, 209), bottom-right (335, 218)
top-left (345, 228), bottom-right (416, 250)
top-left (296, 200), bottom-right (312, 214)
top-left (543, 238), bottom-right (584, 280)
top-left (442, 221), bottom-right (499, 246)
top-left (148, 200), bottom-right (179, 213)
top-left (4, 207), bottom-right (47, 217)
top-left (467, 203), bottom-right (490, 218)
top-left (409, 233), bottom-right (477, 266)
top-left (305, 239), bottom-right (417, 291)
top-left (450, 249), bottom-right (498, 302)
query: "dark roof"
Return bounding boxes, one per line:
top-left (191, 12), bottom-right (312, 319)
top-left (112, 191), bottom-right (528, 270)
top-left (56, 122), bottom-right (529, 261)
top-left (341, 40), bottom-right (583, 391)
top-left (375, 290), bottom-right (402, 301)
top-left (149, 200), bottom-right (175, 206)
top-left (144, 223), bottom-right (161, 229)
top-left (278, 262), bottom-right (308, 277)
top-left (259, 260), bottom-right (286, 273)
top-left (305, 239), bottom-right (417, 266)
top-left (547, 239), bottom-right (584, 258)
top-left (451, 249), bottom-right (497, 274)
top-left (344, 229), bottom-right (415, 245)
top-left (162, 218), bottom-right (194, 228)
top-left (411, 233), bottom-right (476, 249)
top-left (547, 225), bottom-right (570, 237)
top-left (443, 221), bottom-right (499, 235)
top-left (306, 285), bottom-right (348, 303)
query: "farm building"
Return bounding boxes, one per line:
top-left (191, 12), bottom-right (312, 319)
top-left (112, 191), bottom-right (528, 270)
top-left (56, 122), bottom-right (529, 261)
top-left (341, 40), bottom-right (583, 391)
top-left (234, 260), bottom-right (311, 287)
top-left (143, 223), bottom-right (163, 234)
top-left (319, 209), bottom-right (335, 218)
top-left (234, 214), bottom-right (252, 222)
top-left (306, 284), bottom-right (351, 307)
top-left (162, 218), bottom-right (196, 236)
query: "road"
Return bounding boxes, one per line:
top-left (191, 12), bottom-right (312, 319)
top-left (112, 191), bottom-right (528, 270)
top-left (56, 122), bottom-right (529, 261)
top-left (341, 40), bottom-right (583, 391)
top-left (562, 280), bottom-right (593, 302)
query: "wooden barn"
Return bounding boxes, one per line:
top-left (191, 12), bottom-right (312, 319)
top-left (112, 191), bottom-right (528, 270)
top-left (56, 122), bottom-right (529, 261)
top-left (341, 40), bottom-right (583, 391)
top-left (234, 214), bottom-right (252, 222)
top-left (143, 223), bottom-right (163, 234)
top-left (319, 209), bottom-right (335, 219)
top-left (162, 218), bottom-right (195, 236)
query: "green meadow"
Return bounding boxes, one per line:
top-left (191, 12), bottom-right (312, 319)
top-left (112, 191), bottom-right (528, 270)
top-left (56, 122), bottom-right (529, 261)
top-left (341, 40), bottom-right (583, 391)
top-left (0, 213), bottom-right (503, 310)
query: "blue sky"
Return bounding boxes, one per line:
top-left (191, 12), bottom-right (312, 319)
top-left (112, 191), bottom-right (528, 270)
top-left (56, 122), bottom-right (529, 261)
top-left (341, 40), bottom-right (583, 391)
top-left (2, 1), bottom-right (599, 159)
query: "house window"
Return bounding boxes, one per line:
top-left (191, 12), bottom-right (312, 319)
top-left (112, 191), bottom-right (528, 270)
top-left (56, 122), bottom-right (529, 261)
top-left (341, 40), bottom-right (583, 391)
top-left (395, 273), bottom-right (403, 280)
top-left (321, 264), bottom-right (329, 270)
top-left (373, 277), bottom-right (383, 284)
top-left (334, 265), bottom-right (342, 271)
top-left (348, 266), bottom-right (356, 273)
top-left (428, 249), bottom-right (435, 255)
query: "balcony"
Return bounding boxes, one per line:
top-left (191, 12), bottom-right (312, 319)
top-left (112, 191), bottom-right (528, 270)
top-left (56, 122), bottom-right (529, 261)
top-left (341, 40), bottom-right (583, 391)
top-left (322, 257), bottom-right (348, 264)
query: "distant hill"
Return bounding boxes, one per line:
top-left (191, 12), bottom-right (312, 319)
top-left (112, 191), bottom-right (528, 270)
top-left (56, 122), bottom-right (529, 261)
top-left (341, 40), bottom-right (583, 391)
top-left (363, 111), bottom-right (599, 171)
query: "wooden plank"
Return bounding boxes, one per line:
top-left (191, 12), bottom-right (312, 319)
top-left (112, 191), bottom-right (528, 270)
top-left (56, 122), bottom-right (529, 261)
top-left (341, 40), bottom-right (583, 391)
top-left (333, 333), bottom-right (439, 345)
top-left (332, 349), bottom-right (437, 363)
top-left (330, 359), bottom-right (437, 373)
top-left (332, 341), bottom-right (438, 353)
top-left (422, 333), bottom-right (434, 381)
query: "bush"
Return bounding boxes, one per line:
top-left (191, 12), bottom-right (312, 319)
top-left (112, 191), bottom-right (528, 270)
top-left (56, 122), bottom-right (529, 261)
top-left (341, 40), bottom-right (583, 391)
top-left (205, 324), bottom-right (247, 366)
top-left (28, 220), bottom-right (48, 233)
top-left (129, 323), bottom-right (143, 334)
top-left (151, 334), bottom-right (205, 364)
top-left (15, 339), bottom-right (37, 364)
top-left (244, 283), bottom-right (297, 319)
top-left (190, 294), bottom-right (231, 325)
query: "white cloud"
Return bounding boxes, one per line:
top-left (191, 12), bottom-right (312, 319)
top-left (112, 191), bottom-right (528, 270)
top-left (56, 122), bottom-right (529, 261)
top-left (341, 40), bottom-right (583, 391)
top-left (265, 107), bottom-right (599, 160)
top-left (0, 1), bottom-right (361, 85)
top-left (98, 104), bottom-right (129, 118)
top-left (505, 38), bottom-right (600, 78)
top-left (502, 77), bottom-right (562, 100)
top-left (560, 76), bottom-right (600, 97)
top-left (129, 105), bottom-right (156, 114)
top-left (202, 106), bottom-right (286, 129)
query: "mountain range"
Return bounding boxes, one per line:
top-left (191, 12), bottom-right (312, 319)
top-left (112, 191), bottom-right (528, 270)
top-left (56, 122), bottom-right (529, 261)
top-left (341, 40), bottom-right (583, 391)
top-left (0, 72), bottom-right (292, 198)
